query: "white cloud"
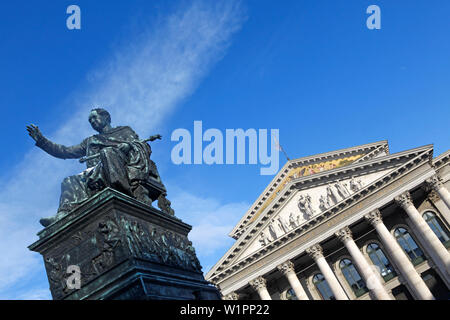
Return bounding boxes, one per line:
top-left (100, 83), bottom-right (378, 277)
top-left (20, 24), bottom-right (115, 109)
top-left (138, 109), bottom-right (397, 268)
top-left (0, 0), bottom-right (245, 299)
top-left (168, 188), bottom-right (248, 274)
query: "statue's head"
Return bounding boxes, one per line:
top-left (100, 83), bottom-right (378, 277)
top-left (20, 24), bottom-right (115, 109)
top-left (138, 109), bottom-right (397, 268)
top-left (89, 108), bottom-right (111, 132)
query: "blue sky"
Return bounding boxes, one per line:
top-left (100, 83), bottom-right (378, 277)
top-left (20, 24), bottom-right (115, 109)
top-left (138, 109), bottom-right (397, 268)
top-left (0, 0), bottom-right (449, 299)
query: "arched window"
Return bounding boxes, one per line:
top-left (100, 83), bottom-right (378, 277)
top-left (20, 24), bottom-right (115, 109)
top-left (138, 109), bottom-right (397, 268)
top-left (312, 273), bottom-right (335, 300)
top-left (422, 211), bottom-right (450, 248)
top-left (366, 243), bottom-right (396, 282)
top-left (339, 258), bottom-right (368, 297)
top-left (285, 288), bottom-right (298, 300)
top-left (394, 227), bottom-right (425, 266)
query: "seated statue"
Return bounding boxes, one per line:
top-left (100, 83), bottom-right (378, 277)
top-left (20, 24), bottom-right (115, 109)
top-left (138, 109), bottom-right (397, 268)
top-left (27, 108), bottom-right (173, 227)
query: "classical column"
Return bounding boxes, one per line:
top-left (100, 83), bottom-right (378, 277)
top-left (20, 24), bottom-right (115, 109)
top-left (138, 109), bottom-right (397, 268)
top-left (335, 227), bottom-right (392, 300)
top-left (365, 210), bottom-right (435, 300)
top-left (306, 244), bottom-right (349, 300)
top-left (249, 276), bottom-right (271, 300)
top-left (277, 261), bottom-right (309, 300)
top-left (425, 190), bottom-right (450, 227)
top-left (426, 175), bottom-right (450, 209)
top-left (223, 292), bottom-right (239, 300)
top-left (395, 192), bottom-right (450, 281)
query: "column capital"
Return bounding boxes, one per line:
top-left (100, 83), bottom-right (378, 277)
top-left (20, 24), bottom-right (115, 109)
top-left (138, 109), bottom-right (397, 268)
top-left (425, 175), bottom-right (444, 192)
top-left (277, 261), bottom-right (295, 275)
top-left (223, 292), bottom-right (239, 300)
top-left (364, 209), bottom-right (383, 226)
top-left (427, 190), bottom-right (441, 203)
top-left (335, 226), bottom-right (353, 243)
top-left (249, 276), bottom-right (267, 291)
top-left (306, 244), bottom-right (323, 260)
top-left (394, 191), bottom-right (413, 209)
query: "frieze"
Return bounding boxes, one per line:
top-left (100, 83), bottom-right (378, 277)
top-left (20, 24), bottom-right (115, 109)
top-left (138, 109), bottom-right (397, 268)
top-left (43, 216), bottom-right (123, 299)
top-left (120, 216), bottom-right (202, 272)
top-left (43, 214), bottom-right (203, 299)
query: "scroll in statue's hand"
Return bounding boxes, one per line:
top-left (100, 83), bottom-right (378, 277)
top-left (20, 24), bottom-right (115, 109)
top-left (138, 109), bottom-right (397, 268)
top-left (149, 134), bottom-right (162, 142)
top-left (26, 124), bottom-right (44, 143)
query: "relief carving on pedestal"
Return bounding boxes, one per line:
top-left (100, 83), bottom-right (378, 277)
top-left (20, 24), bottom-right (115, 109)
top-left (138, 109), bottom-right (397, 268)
top-left (43, 217), bottom-right (122, 299)
top-left (92, 218), bottom-right (121, 275)
top-left (120, 216), bottom-right (202, 272)
top-left (43, 214), bottom-right (203, 299)
top-left (44, 255), bottom-right (70, 299)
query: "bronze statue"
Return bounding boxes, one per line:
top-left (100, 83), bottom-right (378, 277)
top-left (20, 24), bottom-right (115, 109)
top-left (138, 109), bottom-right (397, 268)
top-left (27, 108), bottom-right (173, 227)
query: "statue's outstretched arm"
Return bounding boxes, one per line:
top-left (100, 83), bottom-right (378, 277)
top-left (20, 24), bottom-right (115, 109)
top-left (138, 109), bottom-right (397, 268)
top-left (26, 124), bottom-right (87, 159)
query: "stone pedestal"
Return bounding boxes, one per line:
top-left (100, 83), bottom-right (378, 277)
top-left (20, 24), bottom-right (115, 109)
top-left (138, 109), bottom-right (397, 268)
top-left (28, 188), bottom-right (220, 300)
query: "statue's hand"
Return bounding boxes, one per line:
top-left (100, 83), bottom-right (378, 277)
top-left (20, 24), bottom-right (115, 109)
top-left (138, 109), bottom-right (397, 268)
top-left (26, 124), bottom-right (44, 142)
top-left (149, 134), bottom-right (162, 142)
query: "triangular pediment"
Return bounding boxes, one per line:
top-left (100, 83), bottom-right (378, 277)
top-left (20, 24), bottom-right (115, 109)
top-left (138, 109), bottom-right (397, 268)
top-left (229, 141), bottom-right (389, 239)
top-left (234, 168), bottom-right (393, 263)
top-left (206, 143), bottom-right (433, 282)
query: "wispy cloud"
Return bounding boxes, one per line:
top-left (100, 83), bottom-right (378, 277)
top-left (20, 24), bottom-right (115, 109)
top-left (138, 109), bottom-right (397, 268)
top-left (0, 0), bottom-right (245, 299)
top-left (168, 187), bottom-right (249, 274)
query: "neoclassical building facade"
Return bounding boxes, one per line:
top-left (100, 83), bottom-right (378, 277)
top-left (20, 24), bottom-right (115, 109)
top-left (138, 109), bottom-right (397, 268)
top-left (205, 141), bottom-right (450, 300)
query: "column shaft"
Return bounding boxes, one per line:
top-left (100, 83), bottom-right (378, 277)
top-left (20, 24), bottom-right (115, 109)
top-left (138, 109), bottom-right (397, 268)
top-left (425, 175), bottom-right (450, 220)
top-left (315, 256), bottom-right (349, 300)
top-left (257, 288), bottom-right (271, 300)
top-left (249, 276), bottom-right (272, 300)
top-left (370, 216), bottom-right (434, 300)
top-left (436, 186), bottom-right (450, 209)
top-left (396, 193), bottom-right (450, 281)
top-left (336, 229), bottom-right (392, 300)
top-left (277, 261), bottom-right (309, 300)
top-left (286, 272), bottom-right (309, 300)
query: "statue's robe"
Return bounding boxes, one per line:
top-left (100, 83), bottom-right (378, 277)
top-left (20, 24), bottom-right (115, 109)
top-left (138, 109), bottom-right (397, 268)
top-left (36, 126), bottom-right (153, 214)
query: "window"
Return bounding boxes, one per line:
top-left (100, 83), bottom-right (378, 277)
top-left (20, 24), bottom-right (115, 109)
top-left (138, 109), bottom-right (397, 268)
top-left (422, 211), bottom-right (450, 248)
top-left (312, 273), bottom-right (335, 300)
top-left (366, 243), bottom-right (396, 282)
top-left (285, 288), bottom-right (298, 300)
top-left (394, 227), bottom-right (425, 265)
top-left (339, 258), bottom-right (368, 297)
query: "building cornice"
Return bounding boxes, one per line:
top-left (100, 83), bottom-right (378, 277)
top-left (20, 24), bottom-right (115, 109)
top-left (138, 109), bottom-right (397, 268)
top-left (432, 149), bottom-right (450, 171)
